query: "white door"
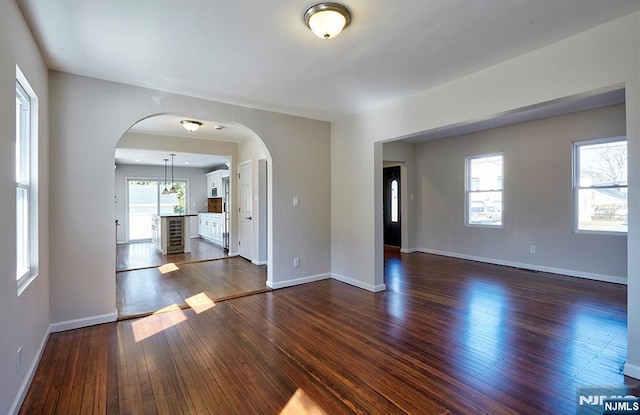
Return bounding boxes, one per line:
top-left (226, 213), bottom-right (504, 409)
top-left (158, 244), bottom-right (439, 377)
top-left (238, 161), bottom-right (253, 260)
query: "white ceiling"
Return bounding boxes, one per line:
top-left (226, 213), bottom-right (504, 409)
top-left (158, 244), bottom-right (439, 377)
top-left (118, 115), bottom-right (248, 168)
top-left (18, 0), bottom-right (639, 123)
top-left (115, 148), bottom-right (230, 169)
top-left (129, 115), bottom-right (251, 143)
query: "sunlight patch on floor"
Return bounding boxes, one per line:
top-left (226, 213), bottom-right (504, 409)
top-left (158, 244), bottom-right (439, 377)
top-left (158, 263), bottom-right (179, 274)
top-left (186, 292), bottom-right (216, 314)
top-left (132, 304), bottom-right (187, 342)
top-left (279, 389), bottom-right (328, 415)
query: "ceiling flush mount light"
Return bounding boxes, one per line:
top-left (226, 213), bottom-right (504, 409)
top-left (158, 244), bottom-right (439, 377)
top-left (181, 120), bottom-right (202, 132)
top-left (304, 2), bottom-right (351, 39)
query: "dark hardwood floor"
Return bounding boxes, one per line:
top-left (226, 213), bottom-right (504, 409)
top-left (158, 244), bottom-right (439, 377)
top-left (116, 238), bottom-right (267, 319)
top-left (117, 257), bottom-right (269, 318)
top-left (116, 239), bottom-right (228, 272)
top-left (21, 249), bottom-right (638, 414)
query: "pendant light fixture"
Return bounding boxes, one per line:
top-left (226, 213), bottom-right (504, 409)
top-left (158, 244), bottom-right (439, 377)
top-left (169, 154), bottom-right (177, 194)
top-left (304, 3), bottom-right (351, 39)
top-left (162, 158), bottom-right (169, 195)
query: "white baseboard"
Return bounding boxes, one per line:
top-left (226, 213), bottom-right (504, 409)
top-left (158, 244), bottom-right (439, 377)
top-left (252, 260), bottom-right (268, 266)
top-left (50, 311), bottom-right (118, 333)
top-left (415, 248), bottom-right (627, 285)
top-left (624, 363), bottom-right (640, 380)
top-left (228, 251), bottom-right (239, 257)
top-left (400, 247), bottom-right (418, 254)
top-left (9, 328), bottom-right (50, 415)
top-left (331, 273), bottom-right (386, 292)
top-left (267, 273), bottom-right (331, 289)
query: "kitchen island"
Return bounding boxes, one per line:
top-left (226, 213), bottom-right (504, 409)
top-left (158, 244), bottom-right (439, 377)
top-left (151, 214), bottom-right (197, 255)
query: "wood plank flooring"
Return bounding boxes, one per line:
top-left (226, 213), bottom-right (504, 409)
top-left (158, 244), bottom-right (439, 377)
top-left (116, 239), bottom-right (228, 272)
top-left (21, 249), bottom-right (638, 414)
top-left (117, 256), bottom-right (269, 318)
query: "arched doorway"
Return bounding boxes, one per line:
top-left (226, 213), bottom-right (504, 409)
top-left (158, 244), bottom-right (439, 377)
top-left (113, 114), bottom-right (271, 317)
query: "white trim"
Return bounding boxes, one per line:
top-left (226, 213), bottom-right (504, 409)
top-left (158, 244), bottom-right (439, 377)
top-left (332, 273), bottom-right (386, 292)
top-left (623, 363), bottom-right (640, 380)
top-left (400, 247), bottom-right (418, 254)
top-left (415, 248), bottom-right (627, 285)
top-left (228, 250), bottom-right (239, 257)
top-left (267, 273), bottom-right (331, 289)
top-left (252, 260), bottom-right (268, 266)
top-left (8, 328), bottom-right (50, 415)
top-left (49, 311), bottom-right (118, 333)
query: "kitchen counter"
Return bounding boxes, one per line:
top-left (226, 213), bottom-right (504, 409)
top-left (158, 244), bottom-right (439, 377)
top-left (159, 213), bottom-right (198, 217)
top-left (152, 215), bottom-right (192, 255)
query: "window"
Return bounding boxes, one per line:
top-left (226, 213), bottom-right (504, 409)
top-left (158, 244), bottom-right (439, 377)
top-left (574, 137), bottom-right (627, 233)
top-left (127, 179), bottom-right (188, 240)
top-left (466, 154), bottom-right (503, 226)
top-left (16, 67), bottom-right (38, 292)
top-left (391, 179), bottom-right (399, 223)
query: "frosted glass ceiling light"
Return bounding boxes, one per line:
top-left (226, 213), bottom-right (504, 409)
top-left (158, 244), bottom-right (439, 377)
top-left (180, 120), bottom-right (202, 132)
top-left (304, 3), bottom-right (351, 39)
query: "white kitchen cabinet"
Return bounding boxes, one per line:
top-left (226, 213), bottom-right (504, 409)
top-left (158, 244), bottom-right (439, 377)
top-left (198, 212), bottom-right (224, 246)
top-left (206, 170), bottom-right (224, 198)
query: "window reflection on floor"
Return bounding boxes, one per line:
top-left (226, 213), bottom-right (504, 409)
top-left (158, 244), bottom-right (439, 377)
top-left (457, 280), bottom-right (510, 387)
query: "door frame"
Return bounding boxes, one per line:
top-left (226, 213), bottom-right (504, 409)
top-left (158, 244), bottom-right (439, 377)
top-left (383, 166), bottom-right (402, 247)
top-left (382, 162), bottom-right (409, 251)
top-left (238, 160), bottom-right (254, 261)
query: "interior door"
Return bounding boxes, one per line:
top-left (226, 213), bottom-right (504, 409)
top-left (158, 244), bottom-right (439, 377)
top-left (383, 166), bottom-right (401, 247)
top-left (238, 161), bottom-right (253, 260)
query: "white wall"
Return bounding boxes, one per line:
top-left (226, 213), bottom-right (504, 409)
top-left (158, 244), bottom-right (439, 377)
top-left (415, 104), bottom-right (627, 280)
top-left (114, 164), bottom-right (208, 243)
top-left (49, 71), bottom-right (332, 326)
top-left (331, 12), bottom-right (640, 378)
top-left (0, 2), bottom-right (50, 414)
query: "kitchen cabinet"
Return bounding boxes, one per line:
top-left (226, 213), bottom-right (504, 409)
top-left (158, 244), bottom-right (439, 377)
top-left (206, 171), bottom-right (222, 198)
top-left (206, 169), bottom-right (230, 198)
top-left (198, 212), bottom-right (224, 246)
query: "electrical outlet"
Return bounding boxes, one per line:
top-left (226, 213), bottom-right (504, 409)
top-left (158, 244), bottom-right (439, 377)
top-left (16, 347), bottom-right (22, 373)
top-left (529, 245), bottom-right (536, 254)
top-left (293, 196), bottom-right (300, 207)
top-left (293, 257), bottom-right (300, 268)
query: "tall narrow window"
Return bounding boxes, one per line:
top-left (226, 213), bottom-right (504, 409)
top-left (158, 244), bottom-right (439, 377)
top-left (16, 66), bottom-right (38, 292)
top-left (574, 137), bottom-right (627, 233)
top-left (466, 154), bottom-right (503, 226)
top-left (391, 179), bottom-right (399, 223)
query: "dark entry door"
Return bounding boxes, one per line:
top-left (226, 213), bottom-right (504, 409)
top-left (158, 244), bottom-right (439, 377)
top-left (383, 166), bottom-right (401, 247)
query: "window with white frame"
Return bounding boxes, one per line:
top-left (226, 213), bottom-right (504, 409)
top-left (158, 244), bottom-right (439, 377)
top-left (466, 154), bottom-right (503, 226)
top-left (574, 137), bottom-right (627, 233)
top-left (127, 179), bottom-right (189, 241)
top-left (16, 67), bottom-right (38, 290)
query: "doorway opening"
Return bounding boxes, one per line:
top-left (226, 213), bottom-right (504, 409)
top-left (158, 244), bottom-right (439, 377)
top-left (114, 114), bottom-right (271, 318)
top-left (383, 166), bottom-right (402, 247)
